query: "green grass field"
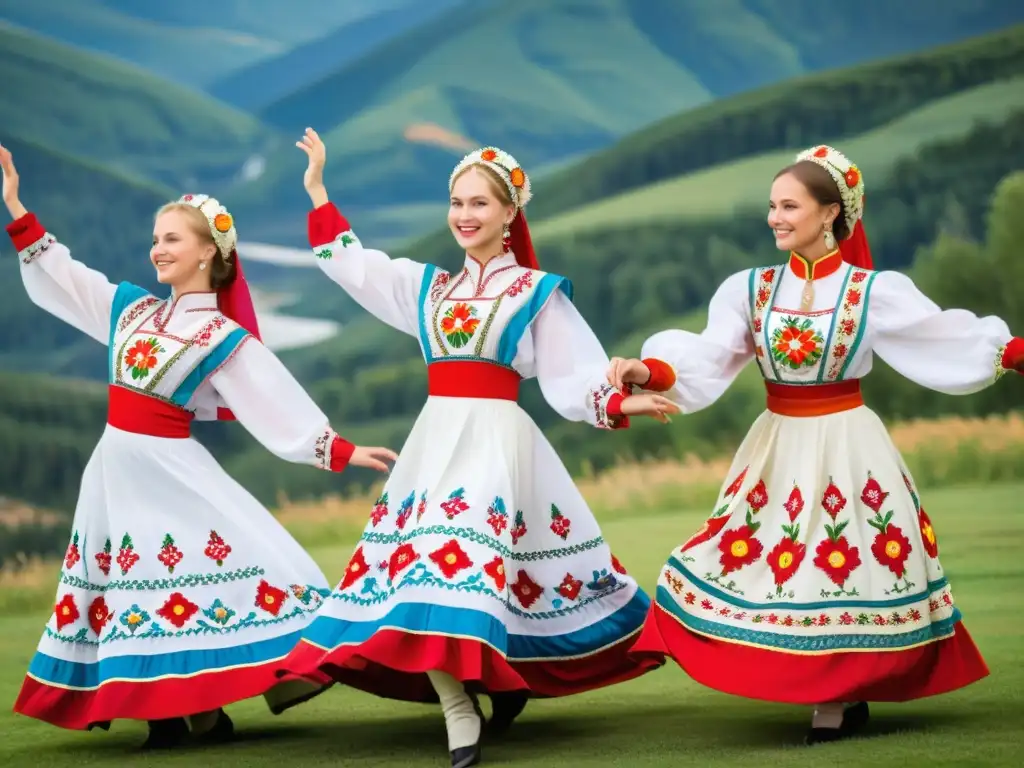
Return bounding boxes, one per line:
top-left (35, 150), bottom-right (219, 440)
top-left (531, 77), bottom-right (1024, 242)
top-left (0, 481), bottom-right (1020, 767)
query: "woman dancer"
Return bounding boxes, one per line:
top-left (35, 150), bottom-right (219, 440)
top-left (276, 129), bottom-right (675, 767)
top-left (1, 145), bottom-right (396, 749)
top-left (612, 144), bottom-right (1022, 744)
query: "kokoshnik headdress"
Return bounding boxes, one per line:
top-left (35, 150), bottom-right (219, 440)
top-left (175, 193), bottom-right (263, 420)
top-left (793, 145), bottom-right (873, 269)
top-left (449, 146), bottom-right (540, 270)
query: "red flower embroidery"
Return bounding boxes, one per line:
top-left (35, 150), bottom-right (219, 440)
top-left (486, 501), bottom-right (508, 536)
top-left (718, 525), bottom-right (763, 574)
top-left (54, 594), bottom-right (79, 631)
top-left (767, 539), bottom-right (806, 588)
top-left (783, 485), bottom-right (804, 521)
top-left (429, 539), bottom-right (473, 580)
top-left (860, 473), bottom-right (889, 513)
top-left (724, 466), bottom-right (748, 498)
top-left (682, 514), bottom-right (730, 552)
top-left (839, 318), bottom-right (856, 335)
top-left (850, 271), bottom-right (867, 284)
top-left (483, 556), bottom-right (506, 591)
top-left (846, 288), bottom-right (861, 306)
top-left (510, 570), bottom-right (542, 609)
top-left (821, 479), bottom-right (847, 519)
top-left (510, 510), bottom-right (527, 545)
top-left (255, 580), bottom-right (288, 616)
top-left (340, 546), bottom-right (370, 590)
top-left (557, 573), bottom-right (583, 600)
top-left (813, 146), bottom-right (829, 158)
top-left (157, 592), bottom-right (199, 628)
top-left (440, 488), bottom-right (469, 520)
top-left (88, 596), bottom-right (112, 636)
top-left (204, 530), bottom-right (232, 566)
top-left (440, 303), bottom-right (480, 348)
top-left (871, 525), bottom-right (912, 578)
top-left (389, 543), bottom-right (419, 581)
top-left (845, 167), bottom-right (860, 188)
top-left (919, 508), bottom-right (938, 558)
top-left (549, 505), bottom-right (571, 540)
top-left (753, 317), bottom-right (763, 333)
top-left (762, 268), bottom-right (776, 283)
top-left (757, 287), bottom-right (770, 306)
top-left (124, 338), bottom-right (162, 380)
top-left (94, 538), bottom-right (112, 576)
top-left (64, 532), bottom-right (81, 570)
top-left (157, 534), bottom-right (183, 574)
top-left (746, 479), bottom-right (768, 512)
top-left (369, 492), bottom-right (389, 526)
top-left (833, 343), bottom-right (848, 358)
top-left (480, 149), bottom-right (497, 161)
top-left (813, 536), bottom-right (862, 587)
top-left (116, 533), bottom-right (140, 575)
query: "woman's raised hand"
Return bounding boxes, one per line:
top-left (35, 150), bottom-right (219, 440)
top-left (0, 144), bottom-right (27, 220)
top-left (295, 127), bottom-right (329, 208)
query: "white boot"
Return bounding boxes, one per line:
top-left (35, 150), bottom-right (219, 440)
top-left (427, 670), bottom-right (482, 766)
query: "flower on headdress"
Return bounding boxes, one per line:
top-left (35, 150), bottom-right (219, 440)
top-left (813, 146), bottom-right (829, 158)
top-left (480, 149), bottom-right (497, 162)
top-left (214, 213), bottom-right (233, 233)
top-left (509, 167), bottom-right (526, 188)
top-left (845, 166), bottom-right (860, 188)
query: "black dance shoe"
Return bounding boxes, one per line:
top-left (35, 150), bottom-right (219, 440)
top-left (450, 695), bottom-right (485, 767)
top-left (142, 717), bottom-right (189, 750)
top-left (487, 691), bottom-right (528, 734)
top-left (804, 702), bottom-right (870, 745)
top-left (193, 708), bottom-right (235, 745)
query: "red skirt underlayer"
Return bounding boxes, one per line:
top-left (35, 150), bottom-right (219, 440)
top-left (280, 628), bottom-right (663, 702)
top-left (631, 603), bottom-right (990, 704)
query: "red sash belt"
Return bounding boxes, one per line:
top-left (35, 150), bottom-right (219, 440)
top-left (427, 361), bottom-right (521, 401)
top-left (765, 380), bottom-right (863, 417)
top-left (107, 385), bottom-right (193, 438)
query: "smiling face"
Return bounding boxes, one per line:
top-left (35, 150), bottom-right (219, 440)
top-left (151, 208), bottom-right (217, 288)
top-left (448, 166), bottom-right (515, 257)
top-left (768, 162), bottom-right (844, 258)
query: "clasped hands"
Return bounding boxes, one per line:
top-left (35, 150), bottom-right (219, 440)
top-left (606, 357), bottom-right (680, 424)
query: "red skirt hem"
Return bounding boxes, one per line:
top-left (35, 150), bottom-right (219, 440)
top-left (13, 658), bottom-right (285, 730)
top-left (630, 603), bottom-right (990, 704)
top-left (278, 627), bottom-right (663, 703)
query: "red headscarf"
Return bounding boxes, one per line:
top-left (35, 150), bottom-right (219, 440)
top-left (839, 219), bottom-right (873, 270)
top-left (509, 211), bottom-right (539, 270)
top-left (214, 249), bottom-right (262, 421)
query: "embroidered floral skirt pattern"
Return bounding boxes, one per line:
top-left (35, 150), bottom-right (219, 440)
top-left (277, 396), bottom-right (659, 702)
top-left (631, 405), bottom-right (989, 704)
top-left (15, 426), bottom-right (332, 730)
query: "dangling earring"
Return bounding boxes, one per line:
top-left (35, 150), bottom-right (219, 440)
top-left (501, 223), bottom-right (511, 253)
top-left (199, 261), bottom-right (207, 270)
top-left (823, 226), bottom-right (836, 251)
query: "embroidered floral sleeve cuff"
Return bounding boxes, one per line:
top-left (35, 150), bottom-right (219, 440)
top-left (316, 428), bottom-right (356, 472)
top-left (591, 384), bottom-right (630, 430)
top-left (641, 358), bottom-right (677, 392)
top-left (1001, 337), bottom-right (1024, 374)
top-left (6, 212), bottom-right (56, 264)
top-left (308, 202), bottom-right (362, 257)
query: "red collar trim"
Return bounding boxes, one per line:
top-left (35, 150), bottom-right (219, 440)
top-left (788, 249), bottom-right (842, 280)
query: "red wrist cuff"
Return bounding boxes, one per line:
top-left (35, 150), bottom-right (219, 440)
top-left (606, 392), bottom-right (630, 430)
top-left (307, 202), bottom-right (351, 248)
top-left (6, 212), bottom-right (46, 251)
top-left (329, 435), bottom-right (355, 472)
top-left (1002, 337), bottom-right (1024, 373)
top-left (642, 358), bottom-right (677, 392)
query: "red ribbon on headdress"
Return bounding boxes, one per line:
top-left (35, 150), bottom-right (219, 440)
top-left (215, 250), bottom-right (262, 421)
top-left (839, 219), bottom-right (873, 270)
top-left (509, 211), bottom-right (539, 270)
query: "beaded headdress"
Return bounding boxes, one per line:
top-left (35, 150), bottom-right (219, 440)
top-left (794, 145), bottom-right (864, 238)
top-left (449, 147), bottom-right (532, 210)
top-left (176, 193), bottom-right (237, 258)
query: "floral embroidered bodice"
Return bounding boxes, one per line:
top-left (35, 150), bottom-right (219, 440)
top-left (109, 286), bottom-right (248, 406)
top-left (417, 252), bottom-right (570, 368)
top-left (749, 261), bottom-right (877, 385)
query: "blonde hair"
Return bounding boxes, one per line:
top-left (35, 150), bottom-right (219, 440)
top-left (450, 164), bottom-right (514, 207)
top-left (155, 202), bottom-right (236, 289)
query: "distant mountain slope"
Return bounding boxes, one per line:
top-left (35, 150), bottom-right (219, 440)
top-left (228, 0), bottom-right (1024, 244)
top-left (0, 23), bottom-right (278, 191)
top-left (208, 0), bottom-right (470, 111)
top-left (0, 1), bottom-right (407, 87)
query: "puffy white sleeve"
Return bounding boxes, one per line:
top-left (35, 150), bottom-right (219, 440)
top-left (6, 212), bottom-right (117, 345)
top-left (641, 269), bottom-right (755, 413)
top-left (306, 202), bottom-right (427, 337)
top-left (209, 336), bottom-right (355, 471)
top-left (869, 270), bottom-right (1021, 394)
top-left (531, 288), bottom-right (627, 429)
